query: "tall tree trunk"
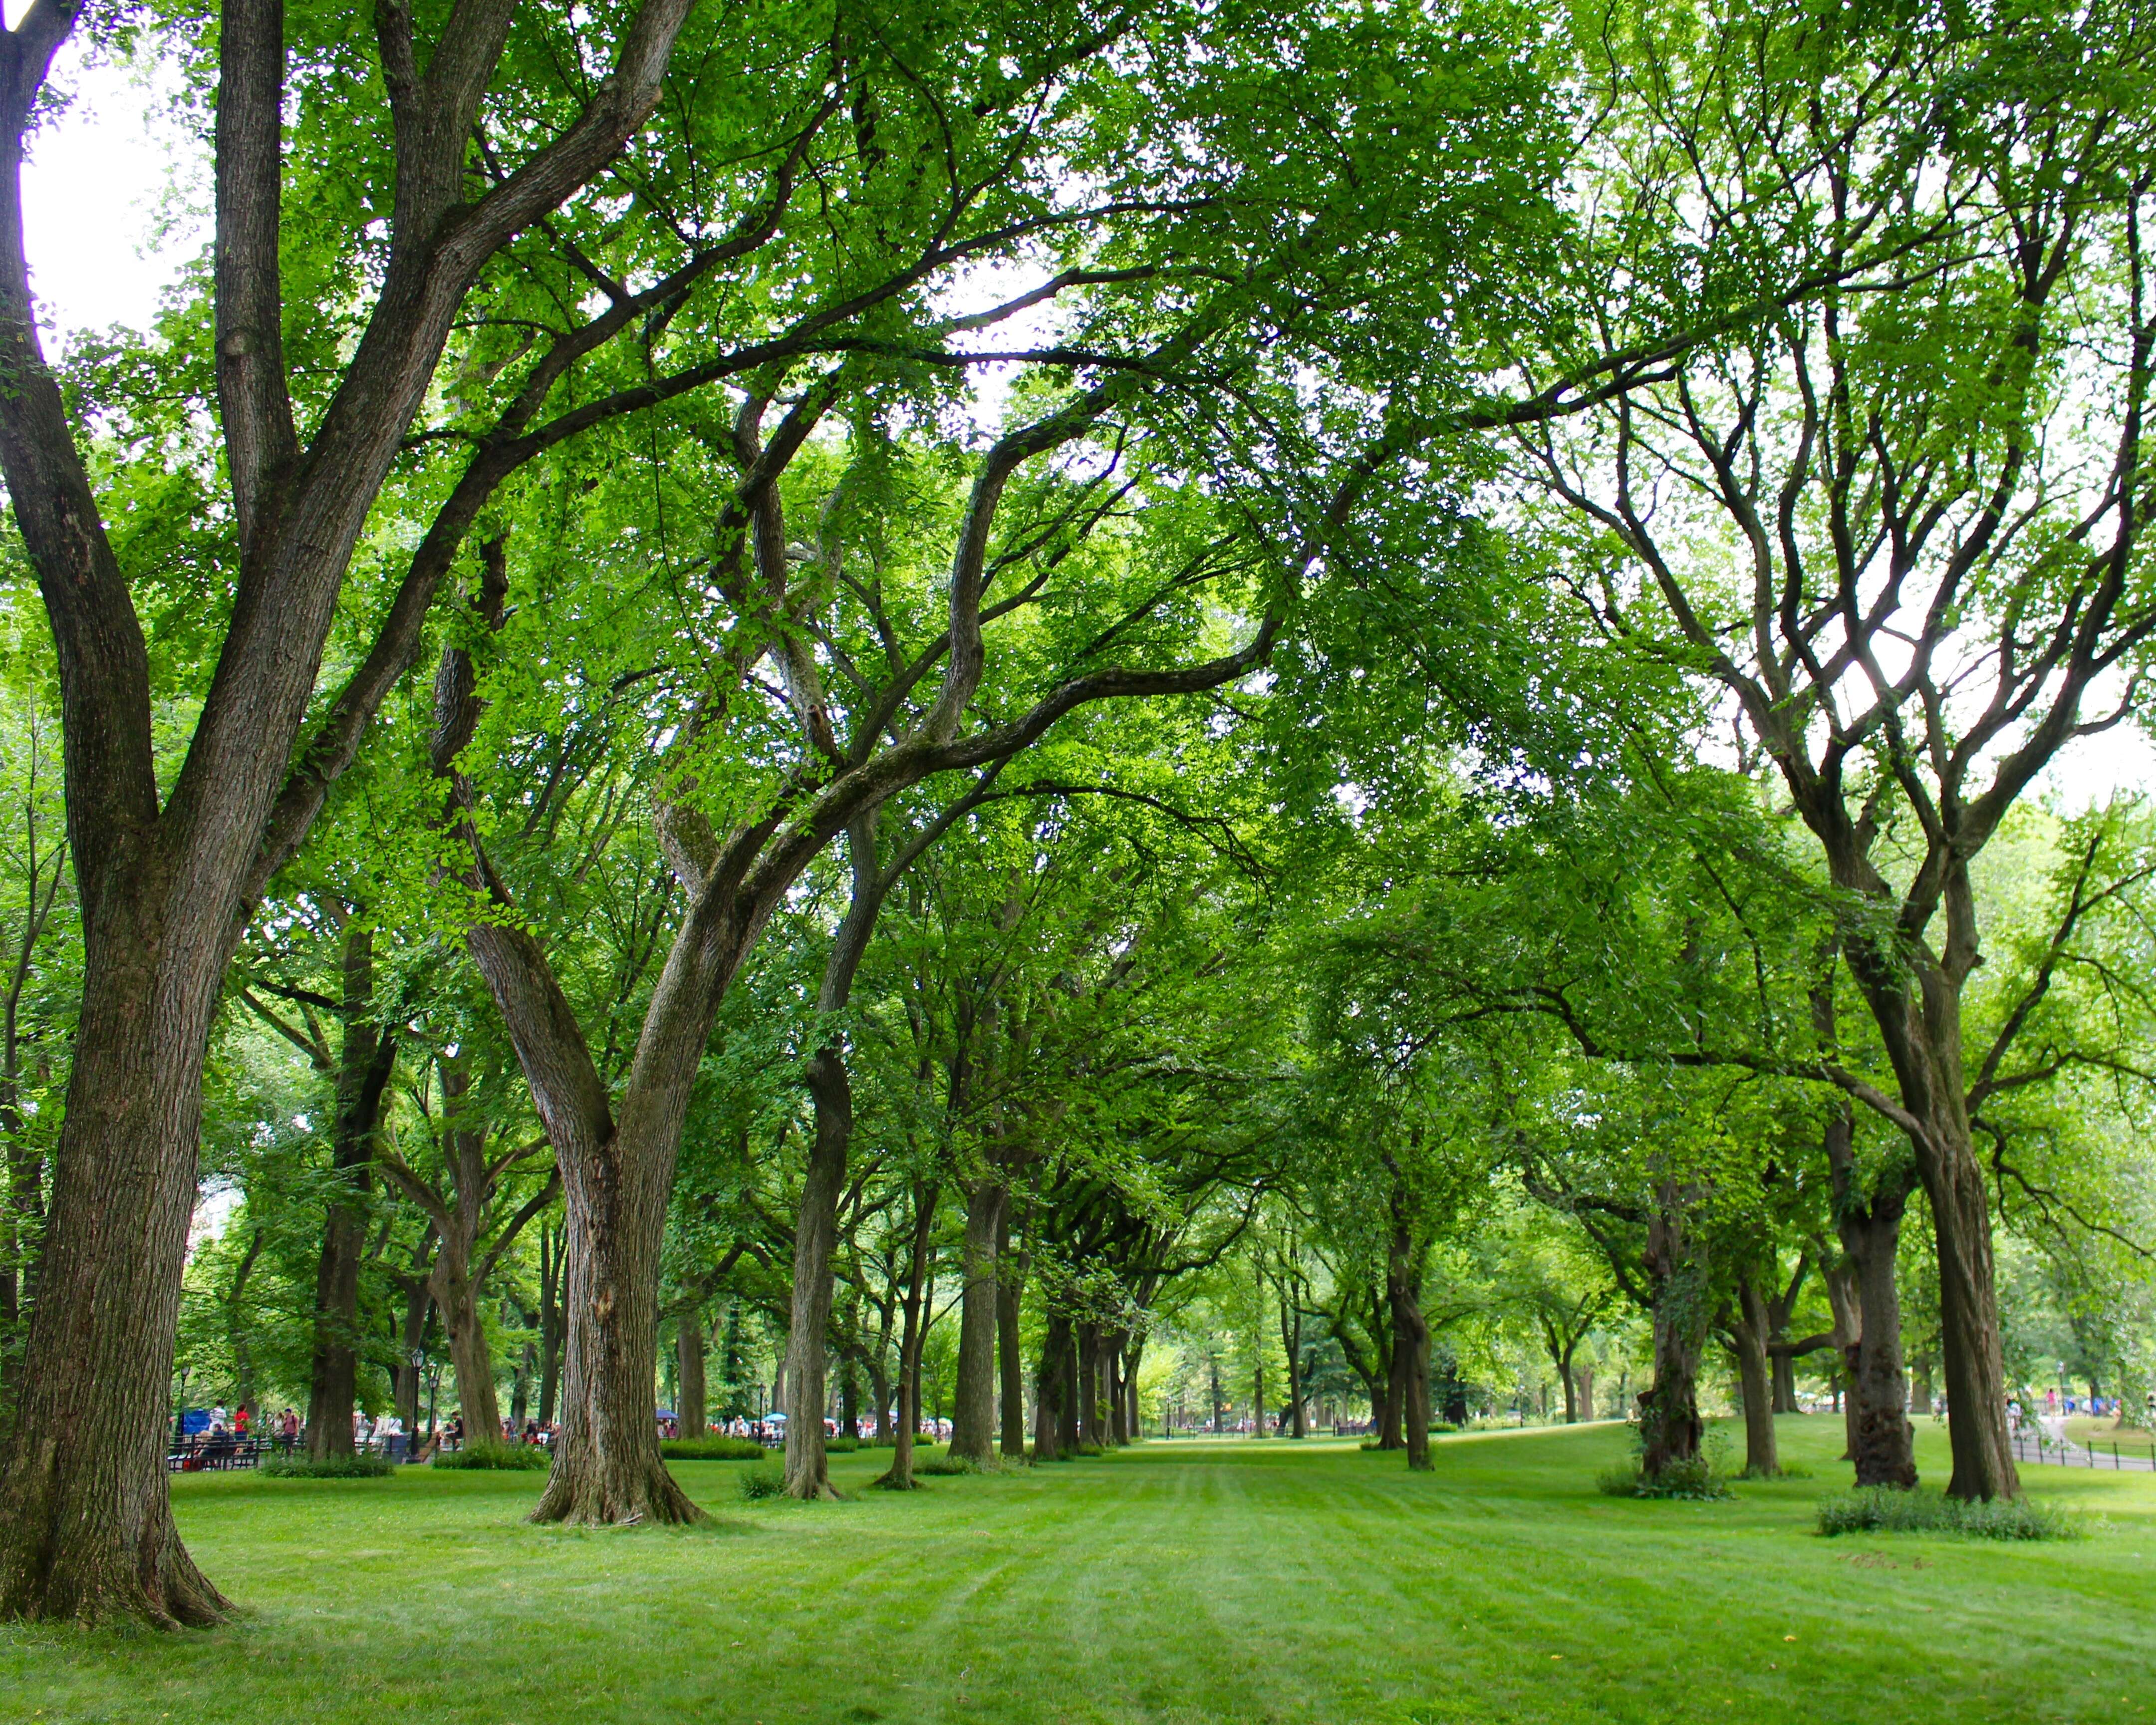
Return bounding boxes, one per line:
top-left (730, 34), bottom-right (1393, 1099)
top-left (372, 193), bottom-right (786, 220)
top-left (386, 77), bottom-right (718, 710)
top-left (877, 1185), bottom-right (939, 1489)
top-left (306, 921), bottom-right (396, 1459)
top-left (1771, 1350), bottom-right (1799, 1415)
top-left (1839, 1180), bottom-right (1917, 1488)
top-left (1727, 1274), bottom-right (1778, 1477)
top-left (1638, 1184), bottom-right (1709, 1478)
top-left (1032, 1313), bottom-right (1067, 1460)
top-left (783, 1045), bottom-right (852, 1499)
top-left (1278, 1287), bottom-right (1306, 1438)
top-left (0, 875), bottom-right (230, 1625)
top-left (1558, 1348), bottom-right (1580, 1424)
top-left (538, 1222), bottom-right (562, 1429)
top-left (947, 1179), bottom-right (1002, 1465)
top-left (783, 815), bottom-right (882, 1499)
top-left (1840, 910), bottom-right (2018, 1500)
top-left (433, 1242), bottom-right (499, 1442)
top-left (1389, 1286), bottom-right (1431, 1470)
top-left (1819, 1097), bottom-right (1919, 1487)
top-left (676, 1308), bottom-right (706, 1438)
top-left (1123, 1338), bottom-right (1144, 1441)
top-left (1059, 1329), bottom-right (1082, 1454)
top-left (527, 1122), bottom-right (698, 1523)
top-left (1076, 1325), bottom-right (1102, 1446)
top-left (394, 1253), bottom-right (435, 1438)
top-left (1385, 1173), bottom-right (1431, 1471)
top-left (1765, 1254), bottom-right (1808, 1415)
top-left (997, 1217), bottom-right (1026, 1457)
top-left (1823, 1256), bottom-right (1862, 1459)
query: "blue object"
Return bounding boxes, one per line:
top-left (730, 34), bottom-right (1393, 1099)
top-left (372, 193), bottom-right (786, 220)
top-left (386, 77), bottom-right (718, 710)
top-left (182, 1409), bottom-right (211, 1435)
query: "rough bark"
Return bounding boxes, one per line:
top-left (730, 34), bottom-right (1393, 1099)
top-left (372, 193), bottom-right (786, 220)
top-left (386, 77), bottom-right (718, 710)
top-left (1839, 1191), bottom-right (1917, 1488)
top-left (1816, 1087), bottom-right (1919, 1487)
top-left (527, 1136), bottom-right (699, 1524)
top-left (947, 1179), bottom-right (1003, 1465)
top-left (1638, 1186), bottom-right (1709, 1478)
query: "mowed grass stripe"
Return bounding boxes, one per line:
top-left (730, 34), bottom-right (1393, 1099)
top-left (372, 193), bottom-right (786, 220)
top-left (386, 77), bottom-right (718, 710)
top-left (1, 1417), bottom-right (2153, 1725)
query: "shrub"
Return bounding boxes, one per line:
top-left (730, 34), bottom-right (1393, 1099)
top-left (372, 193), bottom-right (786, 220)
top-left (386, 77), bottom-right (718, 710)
top-left (660, 1437), bottom-right (768, 1461)
top-left (1815, 1488), bottom-right (2083, 1541)
top-left (914, 1449), bottom-right (982, 1476)
top-left (432, 1442), bottom-right (552, 1471)
top-left (259, 1453), bottom-right (393, 1479)
top-left (823, 1437), bottom-right (860, 1453)
top-left (738, 1462), bottom-right (787, 1500)
top-left (1596, 1429), bottom-right (1734, 1501)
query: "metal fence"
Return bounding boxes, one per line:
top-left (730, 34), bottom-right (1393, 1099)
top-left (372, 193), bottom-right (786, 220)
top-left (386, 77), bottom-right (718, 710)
top-left (2011, 1429), bottom-right (2156, 1473)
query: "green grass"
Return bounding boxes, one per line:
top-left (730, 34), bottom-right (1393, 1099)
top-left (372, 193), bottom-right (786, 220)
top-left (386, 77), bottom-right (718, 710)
top-left (3, 1417), bottom-right (2153, 1724)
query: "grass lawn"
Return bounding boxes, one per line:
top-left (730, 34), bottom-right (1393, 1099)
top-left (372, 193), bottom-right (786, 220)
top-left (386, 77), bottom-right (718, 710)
top-left (3, 1415), bottom-right (2153, 1725)
top-left (2064, 1415), bottom-right (2156, 1449)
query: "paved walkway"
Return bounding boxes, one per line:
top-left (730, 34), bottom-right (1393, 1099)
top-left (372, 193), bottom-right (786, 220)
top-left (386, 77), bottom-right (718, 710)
top-left (2014, 1416), bottom-right (2156, 1473)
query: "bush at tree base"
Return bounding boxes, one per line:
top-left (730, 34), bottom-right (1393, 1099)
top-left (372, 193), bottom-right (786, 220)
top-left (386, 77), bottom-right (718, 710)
top-left (259, 1453), bottom-right (394, 1479)
top-left (660, 1438), bottom-right (768, 1461)
top-left (1597, 1432), bottom-right (1734, 1501)
top-left (432, 1443), bottom-right (552, 1471)
top-left (1815, 1488), bottom-right (2084, 1540)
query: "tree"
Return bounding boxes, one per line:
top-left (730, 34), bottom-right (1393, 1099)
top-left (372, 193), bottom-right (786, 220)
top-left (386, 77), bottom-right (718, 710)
top-left (0, 0), bottom-right (698, 1622)
top-left (1512, 0), bottom-right (2156, 1497)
